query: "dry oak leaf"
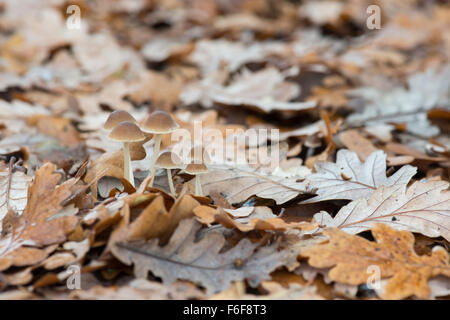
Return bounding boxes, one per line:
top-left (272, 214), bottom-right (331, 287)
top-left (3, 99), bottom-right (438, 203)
top-left (302, 224), bottom-right (450, 299)
top-left (104, 193), bottom-right (199, 255)
top-left (312, 180), bottom-right (450, 241)
top-left (303, 149), bottom-right (416, 203)
top-left (200, 164), bottom-right (309, 205)
top-left (194, 206), bottom-right (316, 232)
top-left (181, 67), bottom-right (316, 113)
top-left (0, 169), bottom-right (31, 229)
top-left (0, 163), bottom-right (80, 271)
top-left (84, 140), bottom-right (148, 198)
top-left (348, 65), bottom-right (450, 138)
top-left (112, 218), bottom-right (298, 295)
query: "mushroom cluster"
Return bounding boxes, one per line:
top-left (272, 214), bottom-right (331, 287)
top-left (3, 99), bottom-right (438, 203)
top-left (104, 110), bottom-right (205, 196)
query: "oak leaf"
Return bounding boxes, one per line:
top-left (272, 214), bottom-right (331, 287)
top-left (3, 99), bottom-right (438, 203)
top-left (112, 218), bottom-right (298, 295)
top-left (200, 164), bottom-right (309, 205)
top-left (348, 65), bottom-right (450, 138)
top-left (194, 206), bottom-right (316, 232)
top-left (0, 169), bottom-right (31, 229)
top-left (0, 163), bottom-right (81, 271)
top-left (303, 149), bottom-right (416, 203)
top-left (312, 180), bottom-right (450, 241)
top-left (302, 223), bottom-right (450, 299)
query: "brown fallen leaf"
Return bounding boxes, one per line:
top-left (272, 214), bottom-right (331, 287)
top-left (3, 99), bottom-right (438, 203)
top-left (0, 163), bottom-right (81, 271)
top-left (84, 140), bottom-right (148, 198)
top-left (103, 192), bottom-right (199, 256)
top-left (210, 280), bottom-right (324, 300)
top-left (70, 278), bottom-right (205, 300)
top-left (338, 129), bottom-right (378, 161)
top-left (193, 205), bottom-right (316, 232)
top-left (199, 164), bottom-right (309, 205)
top-left (303, 149), bottom-right (417, 203)
top-left (302, 223), bottom-right (450, 299)
top-left (312, 180), bottom-right (450, 241)
top-left (112, 218), bottom-right (299, 295)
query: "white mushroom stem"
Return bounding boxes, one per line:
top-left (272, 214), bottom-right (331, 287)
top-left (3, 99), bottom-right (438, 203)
top-left (167, 169), bottom-right (176, 196)
top-left (122, 142), bottom-right (134, 187)
top-left (194, 175), bottom-right (203, 196)
top-left (149, 134), bottom-right (162, 187)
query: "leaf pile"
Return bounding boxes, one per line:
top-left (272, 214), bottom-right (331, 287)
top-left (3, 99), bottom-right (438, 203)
top-left (0, 0), bottom-right (449, 300)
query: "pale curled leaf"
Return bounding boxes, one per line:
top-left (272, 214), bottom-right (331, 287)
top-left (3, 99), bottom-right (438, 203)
top-left (302, 224), bottom-right (450, 299)
top-left (312, 180), bottom-right (450, 241)
top-left (0, 170), bottom-right (31, 229)
top-left (0, 163), bottom-right (80, 271)
top-left (112, 218), bottom-right (298, 295)
top-left (181, 67), bottom-right (316, 113)
top-left (200, 165), bottom-right (309, 205)
top-left (348, 65), bottom-right (450, 137)
top-left (303, 149), bottom-right (416, 203)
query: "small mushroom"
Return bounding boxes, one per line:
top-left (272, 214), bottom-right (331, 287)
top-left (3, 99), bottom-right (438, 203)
top-left (108, 121), bottom-right (145, 187)
top-left (155, 151), bottom-right (184, 196)
top-left (185, 163), bottom-right (208, 197)
top-left (141, 111), bottom-right (179, 186)
top-left (104, 110), bottom-right (137, 130)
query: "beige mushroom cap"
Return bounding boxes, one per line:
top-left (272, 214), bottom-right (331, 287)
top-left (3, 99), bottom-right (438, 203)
top-left (108, 121), bottom-right (145, 142)
top-left (141, 110), bottom-right (179, 134)
top-left (155, 151), bottom-right (184, 169)
top-left (185, 163), bottom-right (208, 175)
top-left (104, 110), bottom-right (137, 130)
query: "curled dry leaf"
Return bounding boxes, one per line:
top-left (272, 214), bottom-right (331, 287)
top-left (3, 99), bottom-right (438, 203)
top-left (112, 218), bottom-right (298, 295)
top-left (348, 65), bottom-right (450, 138)
top-left (200, 165), bottom-right (309, 205)
top-left (0, 163), bottom-right (81, 271)
top-left (104, 193), bottom-right (200, 255)
top-left (210, 281), bottom-right (324, 300)
top-left (193, 206), bottom-right (316, 232)
top-left (181, 67), bottom-right (316, 113)
top-left (302, 223), bottom-right (450, 299)
top-left (0, 169), bottom-right (31, 229)
top-left (312, 180), bottom-right (450, 241)
top-left (303, 149), bottom-right (417, 203)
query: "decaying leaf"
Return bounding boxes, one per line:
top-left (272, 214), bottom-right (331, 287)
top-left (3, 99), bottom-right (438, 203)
top-left (348, 65), bottom-right (450, 138)
top-left (302, 224), bottom-right (450, 299)
top-left (112, 218), bottom-right (298, 294)
top-left (0, 169), bottom-right (31, 229)
top-left (193, 205), bottom-right (316, 232)
top-left (303, 149), bottom-right (417, 203)
top-left (181, 67), bottom-right (316, 113)
top-left (0, 163), bottom-right (82, 271)
top-left (312, 180), bottom-right (450, 241)
top-left (200, 164), bottom-right (309, 205)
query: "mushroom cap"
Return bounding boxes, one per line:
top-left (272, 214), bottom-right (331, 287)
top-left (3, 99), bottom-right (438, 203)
top-left (185, 163), bottom-right (208, 175)
top-left (104, 110), bottom-right (137, 130)
top-left (155, 151), bottom-right (184, 169)
top-left (108, 121), bottom-right (145, 142)
top-left (141, 110), bottom-right (179, 134)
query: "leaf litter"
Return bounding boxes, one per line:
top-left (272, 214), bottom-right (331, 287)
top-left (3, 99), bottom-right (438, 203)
top-left (0, 0), bottom-right (449, 300)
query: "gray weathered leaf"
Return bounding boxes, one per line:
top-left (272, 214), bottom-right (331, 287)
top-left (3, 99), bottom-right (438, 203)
top-left (0, 169), bottom-right (32, 230)
top-left (303, 150), bottom-right (416, 203)
top-left (311, 180), bottom-right (450, 241)
top-left (348, 65), bottom-right (450, 137)
top-left (112, 219), bottom-right (297, 295)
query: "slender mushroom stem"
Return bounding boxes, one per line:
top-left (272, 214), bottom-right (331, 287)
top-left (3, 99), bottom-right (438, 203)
top-left (123, 142), bottom-right (134, 187)
top-left (167, 169), bottom-right (176, 196)
top-left (194, 175), bottom-right (203, 196)
top-left (149, 134), bottom-right (162, 187)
